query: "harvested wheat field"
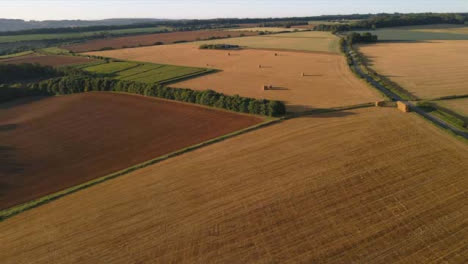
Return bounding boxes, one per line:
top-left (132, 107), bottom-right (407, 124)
top-left (1, 107), bottom-right (467, 263)
top-left (193, 30), bottom-right (340, 53)
top-left (0, 92), bottom-right (261, 209)
top-left (0, 54), bottom-right (96, 66)
top-left (359, 40), bottom-right (468, 99)
top-left (436, 98), bottom-right (468, 116)
top-left (63, 30), bottom-right (258, 52)
top-left (88, 45), bottom-right (380, 112)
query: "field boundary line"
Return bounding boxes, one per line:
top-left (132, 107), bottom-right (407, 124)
top-left (0, 116), bottom-right (282, 222)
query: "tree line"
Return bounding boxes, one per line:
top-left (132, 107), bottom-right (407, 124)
top-left (346, 32), bottom-right (378, 45)
top-left (199, 44), bottom-right (240, 50)
top-left (0, 63), bottom-right (61, 83)
top-left (1, 73), bottom-right (286, 116)
top-left (315, 13), bottom-right (468, 32)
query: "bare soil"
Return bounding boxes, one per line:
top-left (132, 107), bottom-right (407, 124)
top-left (0, 92), bottom-right (262, 209)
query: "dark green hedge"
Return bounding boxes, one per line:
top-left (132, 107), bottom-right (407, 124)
top-left (0, 63), bottom-right (61, 83)
top-left (4, 76), bottom-right (286, 116)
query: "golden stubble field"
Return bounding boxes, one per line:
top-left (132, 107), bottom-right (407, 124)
top-left (88, 45), bottom-right (380, 112)
top-left (359, 40), bottom-right (468, 99)
top-left (2, 107), bottom-right (467, 263)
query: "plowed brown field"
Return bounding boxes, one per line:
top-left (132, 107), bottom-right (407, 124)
top-left (64, 30), bottom-right (258, 52)
top-left (359, 40), bottom-right (468, 99)
top-left (0, 54), bottom-right (95, 66)
top-left (88, 45), bottom-right (380, 112)
top-left (0, 92), bottom-right (261, 209)
top-left (2, 107), bottom-right (467, 263)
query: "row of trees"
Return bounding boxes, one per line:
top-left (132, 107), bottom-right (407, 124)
top-left (346, 32), bottom-right (378, 45)
top-left (0, 63), bottom-right (61, 83)
top-left (354, 13), bottom-right (468, 29)
top-left (199, 44), bottom-right (240, 50)
top-left (315, 13), bottom-right (468, 32)
top-left (2, 76), bottom-right (286, 116)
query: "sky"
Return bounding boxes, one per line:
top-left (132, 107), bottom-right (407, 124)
top-left (0, 0), bottom-right (467, 21)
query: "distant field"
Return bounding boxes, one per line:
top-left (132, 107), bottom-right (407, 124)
top-left (193, 31), bottom-right (340, 53)
top-left (0, 50), bottom-right (34, 59)
top-left (0, 54), bottom-right (96, 67)
top-left (82, 61), bottom-right (211, 84)
top-left (64, 30), bottom-right (258, 52)
top-left (359, 40), bottom-right (468, 99)
top-left (355, 24), bottom-right (468, 41)
top-left (2, 107), bottom-right (467, 263)
top-left (0, 26), bottom-right (171, 43)
top-left (435, 98), bottom-right (468, 117)
top-left (227, 27), bottom-right (303, 32)
top-left (88, 44), bottom-right (380, 112)
top-left (0, 92), bottom-right (261, 209)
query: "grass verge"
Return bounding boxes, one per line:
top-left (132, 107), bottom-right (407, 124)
top-left (417, 101), bottom-right (467, 132)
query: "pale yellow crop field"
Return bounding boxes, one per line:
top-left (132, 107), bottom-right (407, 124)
top-left (359, 40), bottom-right (468, 99)
top-left (88, 44), bottom-right (380, 112)
top-left (194, 30), bottom-right (340, 53)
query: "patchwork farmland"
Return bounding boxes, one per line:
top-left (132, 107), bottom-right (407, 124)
top-left (1, 107), bottom-right (467, 263)
top-left (88, 44), bottom-right (379, 111)
top-left (63, 30), bottom-right (259, 52)
top-left (0, 92), bottom-right (262, 209)
top-left (0, 26), bottom-right (171, 43)
top-left (358, 40), bottom-right (468, 99)
top-left (2, 12), bottom-right (468, 264)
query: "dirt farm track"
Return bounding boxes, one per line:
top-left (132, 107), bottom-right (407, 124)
top-left (1, 107), bottom-right (467, 263)
top-left (0, 92), bottom-right (261, 209)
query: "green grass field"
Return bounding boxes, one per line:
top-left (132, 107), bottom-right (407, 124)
top-left (354, 24), bottom-right (468, 41)
top-left (0, 50), bottom-right (34, 59)
top-left (82, 61), bottom-right (211, 84)
top-left (38, 47), bottom-right (71, 55)
top-left (193, 31), bottom-right (340, 53)
top-left (0, 26), bottom-right (171, 43)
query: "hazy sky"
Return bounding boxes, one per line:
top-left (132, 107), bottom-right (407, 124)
top-left (1, 0), bottom-right (467, 20)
